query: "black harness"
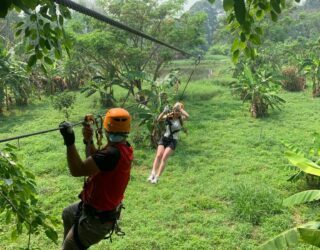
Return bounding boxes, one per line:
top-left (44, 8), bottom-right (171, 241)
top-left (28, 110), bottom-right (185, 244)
top-left (165, 118), bottom-right (181, 140)
top-left (73, 202), bottom-right (125, 249)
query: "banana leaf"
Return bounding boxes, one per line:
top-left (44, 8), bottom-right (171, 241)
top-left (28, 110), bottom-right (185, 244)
top-left (283, 190), bottom-right (320, 207)
top-left (259, 227), bottom-right (299, 250)
top-left (299, 228), bottom-right (320, 247)
top-left (259, 222), bottom-right (320, 250)
top-left (285, 150), bottom-right (320, 176)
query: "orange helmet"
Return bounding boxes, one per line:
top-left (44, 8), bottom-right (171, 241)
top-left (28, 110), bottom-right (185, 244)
top-left (103, 108), bottom-right (131, 134)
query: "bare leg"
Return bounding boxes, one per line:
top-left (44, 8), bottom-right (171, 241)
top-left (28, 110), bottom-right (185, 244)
top-left (151, 145), bottom-right (165, 176)
top-left (156, 147), bottom-right (174, 177)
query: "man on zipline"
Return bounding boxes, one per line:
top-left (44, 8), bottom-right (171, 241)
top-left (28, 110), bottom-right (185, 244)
top-left (59, 108), bottom-right (133, 250)
top-left (148, 102), bottom-right (189, 184)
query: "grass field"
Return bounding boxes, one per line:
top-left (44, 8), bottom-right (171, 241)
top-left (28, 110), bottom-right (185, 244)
top-left (1, 57), bottom-right (320, 249)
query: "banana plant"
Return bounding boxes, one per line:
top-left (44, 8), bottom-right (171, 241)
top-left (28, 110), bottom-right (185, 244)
top-left (232, 64), bottom-right (285, 118)
top-left (301, 57), bottom-right (320, 97)
top-left (0, 47), bottom-right (29, 110)
top-left (284, 134), bottom-right (320, 186)
top-left (259, 221), bottom-right (320, 249)
top-left (260, 190), bottom-right (320, 249)
top-left (132, 72), bottom-right (180, 148)
top-left (261, 139), bottom-right (320, 249)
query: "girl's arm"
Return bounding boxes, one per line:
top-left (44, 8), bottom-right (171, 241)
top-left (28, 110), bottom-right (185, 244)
top-left (180, 109), bottom-right (189, 120)
top-left (157, 111), bottom-right (167, 121)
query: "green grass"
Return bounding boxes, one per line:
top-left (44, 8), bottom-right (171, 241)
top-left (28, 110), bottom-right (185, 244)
top-left (1, 59), bottom-right (320, 249)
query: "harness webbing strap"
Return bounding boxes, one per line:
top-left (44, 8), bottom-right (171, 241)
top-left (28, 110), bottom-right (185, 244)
top-left (166, 119), bottom-right (181, 139)
top-left (73, 202), bottom-right (87, 250)
top-left (73, 202), bottom-right (125, 246)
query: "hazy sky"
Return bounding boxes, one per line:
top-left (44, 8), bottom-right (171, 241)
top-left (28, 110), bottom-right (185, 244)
top-left (184, 0), bottom-right (198, 10)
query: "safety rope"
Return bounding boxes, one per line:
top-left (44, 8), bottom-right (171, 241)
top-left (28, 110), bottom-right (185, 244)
top-left (53, 0), bottom-right (195, 58)
top-left (179, 55), bottom-right (201, 100)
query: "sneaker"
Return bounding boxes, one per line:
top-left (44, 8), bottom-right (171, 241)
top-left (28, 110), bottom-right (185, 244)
top-left (147, 174), bottom-right (155, 182)
top-left (151, 176), bottom-right (159, 184)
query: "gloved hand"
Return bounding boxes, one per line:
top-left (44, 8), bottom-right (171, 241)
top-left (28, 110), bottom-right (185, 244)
top-left (163, 105), bottom-right (170, 113)
top-left (59, 121), bottom-right (75, 147)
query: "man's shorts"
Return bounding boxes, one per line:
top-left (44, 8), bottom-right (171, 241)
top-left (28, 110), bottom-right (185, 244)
top-left (158, 136), bottom-right (177, 150)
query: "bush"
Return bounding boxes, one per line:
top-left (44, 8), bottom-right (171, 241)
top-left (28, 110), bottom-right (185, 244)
top-left (230, 183), bottom-right (282, 225)
top-left (51, 92), bottom-right (76, 119)
top-left (208, 44), bottom-right (230, 56)
top-left (281, 66), bottom-right (306, 91)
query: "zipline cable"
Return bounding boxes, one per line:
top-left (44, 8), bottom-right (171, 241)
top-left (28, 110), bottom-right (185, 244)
top-left (53, 0), bottom-right (194, 58)
top-left (0, 121), bottom-right (83, 143)
top-left (179, 55), bottom-right (201, 100)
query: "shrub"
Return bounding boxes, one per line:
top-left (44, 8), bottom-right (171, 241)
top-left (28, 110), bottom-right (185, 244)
top-left (51, 92), bottom-right (76, 119)
top-left (230, 183), bottom-right (282, 225)
top-left (281, 66), bottom-right (306, 91)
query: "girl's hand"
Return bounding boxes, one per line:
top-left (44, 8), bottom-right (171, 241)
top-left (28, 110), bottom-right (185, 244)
top-left (82, 125), bottom-right (94, 143)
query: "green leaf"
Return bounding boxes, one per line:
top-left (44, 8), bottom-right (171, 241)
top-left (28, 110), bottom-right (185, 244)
top-left (24, 27), bottom-right (31, 36)
top-left (44, 40), bottom-right (51, 50)
top-left (232, 49), bottom-right (240, 63)
top-left (285, 150), bottom-right (320, 176)
top-left (271, 0), bottom-right (281, 14)
top-left (27, 54), bottom-right (37, 67)
top-left (45, 227), bottom-right (58, 244)
top-left (258, 3), bottom-right (267, 10)
top-left (0, 0), bottom-right (10, 18)
top-left (11, 229), bottom-right (18, 240)
top-left (36, 50), bottom-right (43, 59)
top-left (240, 32), bottom-right (246, 42)
top-left (234, 0), bottom-right (246, 25)
top-left (54, 49), bottom-right (62, 60)
top-left (30, 13), bottom-right (37, 22)
top-left (5, 210), bottom-right (11, 224)
top-left (283, 190), bottom-right (320, 207)
top-left (270, 11), bottom-right (278, 22)
top-left (231, 38), bottom-right (240, 51)
top-left (223, 0), bottom-right (234, 11)
top-left (44, 56), bottom-right (53, 65)
top-left (256, 9), bottom-right (263, 18)
top-left (299, 228), bottom-right (320, 247)
top-left (259, 227), bottom-right (299, 250)
top-left (249, 34), bottom-right (261, 45)
top-left (15, 29), bottom-right (23, 37)
top-left (255, 27), bottom-right (263, 35)
top-left (58, 15), bottom-right (64, 26)
top-left (208, 0), bottom-right (216, 3)
top-left (15, 21), bottom-right (24, 28)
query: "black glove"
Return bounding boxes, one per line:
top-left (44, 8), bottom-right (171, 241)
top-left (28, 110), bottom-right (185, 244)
top-left (59, 121), bottom-right (75, 147)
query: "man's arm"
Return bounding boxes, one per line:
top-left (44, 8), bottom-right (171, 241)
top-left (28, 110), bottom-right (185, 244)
top-left (66, 145), bottom-right (100, 177)
top-left (59, 121), bottom-right (100, 177)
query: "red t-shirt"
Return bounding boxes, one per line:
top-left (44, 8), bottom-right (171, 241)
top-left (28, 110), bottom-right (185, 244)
top-left (81, 142), bottom-right (133, 211)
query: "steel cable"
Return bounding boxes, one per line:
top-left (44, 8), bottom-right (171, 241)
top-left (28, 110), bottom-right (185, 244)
top-left (53, 0), bottom-right (195, 57)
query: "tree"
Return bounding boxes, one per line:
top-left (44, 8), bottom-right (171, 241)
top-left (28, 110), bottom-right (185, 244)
top-left (0, 0), bottom-right (71, 69)
top-left (0, 144), bottom-right (58, 248)
top-left (208, 0), bottom-right (302, 62)
top-left (1, 0), bottom-right (302, 68)
top-left (69, 0), bottom-right (206, 105)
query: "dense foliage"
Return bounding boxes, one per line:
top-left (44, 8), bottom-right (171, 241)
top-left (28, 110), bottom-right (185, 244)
top-left (0, 144), bottom-right (58, 248)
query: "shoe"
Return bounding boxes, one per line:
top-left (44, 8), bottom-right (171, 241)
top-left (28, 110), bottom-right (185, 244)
top-left (151, 176), bottom-right (159, 184)
top-left (147, 174), bottom-right (155, 182)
